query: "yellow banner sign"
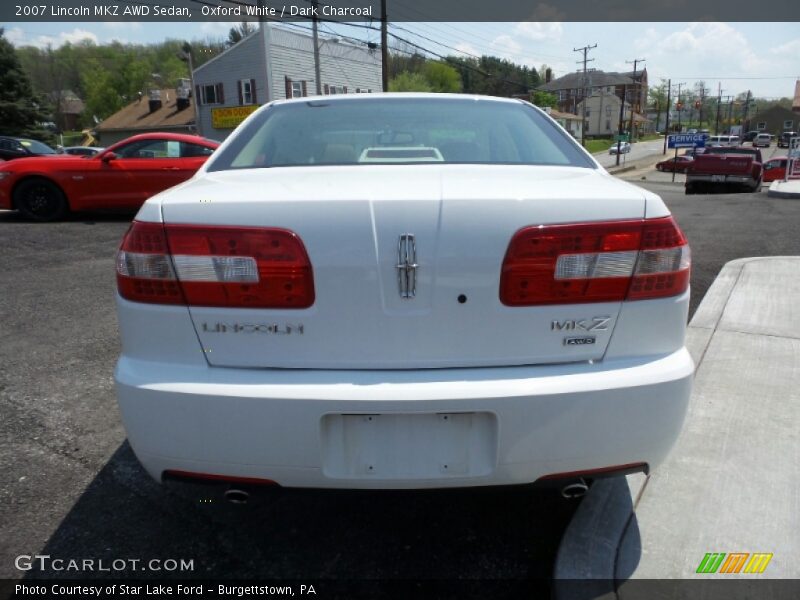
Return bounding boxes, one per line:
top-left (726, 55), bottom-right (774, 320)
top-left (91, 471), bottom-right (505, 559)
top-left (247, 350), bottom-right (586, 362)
top-left (211, 105), bottom-right (259, 129)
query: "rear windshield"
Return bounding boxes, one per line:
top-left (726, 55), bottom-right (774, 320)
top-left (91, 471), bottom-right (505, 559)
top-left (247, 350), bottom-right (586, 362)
top-left (207, 97), bottom-right (595, 171)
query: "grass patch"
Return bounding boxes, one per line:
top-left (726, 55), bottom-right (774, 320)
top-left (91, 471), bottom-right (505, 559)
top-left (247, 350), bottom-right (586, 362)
top-left (585, 139), bottom-right (611, 154)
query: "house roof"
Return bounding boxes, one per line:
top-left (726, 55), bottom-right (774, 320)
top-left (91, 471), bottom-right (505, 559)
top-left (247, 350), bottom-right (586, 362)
top-left (576, 90), bottom-right (630, 107)
top-left (48, 90), bottom-right (85, 115)
top-left (539, 70), bottom-right (634, 92)
top-left (95, 89), bottom-right (195, 132)
top-left (548, 108), bottom-right (582, 121)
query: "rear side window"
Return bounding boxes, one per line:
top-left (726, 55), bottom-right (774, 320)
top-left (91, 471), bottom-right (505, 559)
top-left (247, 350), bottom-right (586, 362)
top-left (208, 98), bottom-right (595, 171)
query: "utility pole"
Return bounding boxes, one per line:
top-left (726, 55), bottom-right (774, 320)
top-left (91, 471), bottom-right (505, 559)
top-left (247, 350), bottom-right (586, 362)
top-left (311, 1), bottom-right (322, 95)
top-left (742, 89), bottom-right (752, 131)
top-left (574, 43), bottom-right (596, 147)
top-left (714, 83), bottom-right (723, 135)
top-left (381, 0), bottom-right (388, 91)
top-left (726, 96), bottom-right (735, 131)
top-left (662, 78), bottom-right (671, 154)
top-left (697, 87), bottom-right (708, 129)
top-left (626, 58), bottom-right (645, 143)
top-left (675, 82), bottom-right (685, 131)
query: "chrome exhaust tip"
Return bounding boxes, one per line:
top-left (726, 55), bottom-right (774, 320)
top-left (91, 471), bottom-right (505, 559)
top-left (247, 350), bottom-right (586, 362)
top-left (561, 479), bottom-right (589, 499)
top-left (223, 489), bottom-right (250, 505)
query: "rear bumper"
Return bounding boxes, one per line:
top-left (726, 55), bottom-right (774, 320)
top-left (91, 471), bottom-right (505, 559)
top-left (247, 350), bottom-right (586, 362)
top-left (115, 348), bottom-right (694, 489)
top-left (687, 174), bottom-right (759, 186)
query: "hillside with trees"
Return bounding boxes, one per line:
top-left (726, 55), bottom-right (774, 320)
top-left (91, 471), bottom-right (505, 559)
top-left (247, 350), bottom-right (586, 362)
top-left (14, 37), bottom-right (226, 130)
top-left (11, 28), bottom-right (547, 134)
top-left (0, 28), bottom-right (54, 142)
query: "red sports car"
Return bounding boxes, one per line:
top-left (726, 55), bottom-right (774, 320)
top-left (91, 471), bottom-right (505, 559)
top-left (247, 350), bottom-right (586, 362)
top-left (655, 155), bottom-right (694, 173)
top-left (0, 133), bottom-right (219, 221)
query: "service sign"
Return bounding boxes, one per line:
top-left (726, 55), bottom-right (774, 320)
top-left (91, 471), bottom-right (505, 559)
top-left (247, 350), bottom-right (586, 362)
top-left (668, 134), bottom-right (708, 149)
top-left (211, 105), bottom-right (259, 129)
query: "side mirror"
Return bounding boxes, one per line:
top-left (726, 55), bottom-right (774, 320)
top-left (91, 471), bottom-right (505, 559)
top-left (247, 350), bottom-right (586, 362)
top-left (101, 151), bottom-right (118, 162)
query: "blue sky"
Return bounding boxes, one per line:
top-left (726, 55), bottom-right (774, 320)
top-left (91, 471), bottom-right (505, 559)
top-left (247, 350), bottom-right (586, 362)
top-left (3, 21), bottom-right (799, 99)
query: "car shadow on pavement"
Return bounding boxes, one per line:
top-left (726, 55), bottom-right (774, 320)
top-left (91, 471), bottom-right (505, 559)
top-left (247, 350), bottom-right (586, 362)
top-left (24, 442), bottom-right (577, 594)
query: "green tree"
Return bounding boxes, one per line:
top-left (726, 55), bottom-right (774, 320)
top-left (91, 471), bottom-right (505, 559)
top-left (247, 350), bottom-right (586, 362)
top-left (422, 61), bottom-right (462, 93)
top-left (0, 28), bottom-right (53, 141)
top-left (228, 22), bottom-right (256, 46)
top-left (82, 61), bottom-right (123, 120)
top-left (389, 71), bottom-right (433, 92)
top-left (530, 90), bottom-right (557, 108)
top-left (446, 55), bottom-right (539, 97)
top-left (648, 79), bottom-right (669, 132)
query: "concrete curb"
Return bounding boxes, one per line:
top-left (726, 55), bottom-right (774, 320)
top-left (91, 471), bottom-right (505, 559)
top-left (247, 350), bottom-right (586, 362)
top-left (607, 165), bottom-right (637, 175)
top-left (551, 257), bottom-right (790, 596)
top-left (767, 180), bottom-right (800, 198)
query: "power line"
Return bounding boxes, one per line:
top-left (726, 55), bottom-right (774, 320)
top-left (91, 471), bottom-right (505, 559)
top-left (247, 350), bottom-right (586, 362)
top-left (573, 43), bottom-right (596, 147)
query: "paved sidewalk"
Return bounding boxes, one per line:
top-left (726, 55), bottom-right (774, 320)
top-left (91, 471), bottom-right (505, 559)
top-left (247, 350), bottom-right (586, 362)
top-left (768, 179), bottom-right (800, 198)
top-left (555, 257), bottom-right (800, 596)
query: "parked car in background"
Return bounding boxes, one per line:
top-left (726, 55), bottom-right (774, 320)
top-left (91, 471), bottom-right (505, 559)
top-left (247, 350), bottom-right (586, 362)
top-left (762, 157), bottom-right (788, 183)
top-left (778, 132), bottom-right (797, 148)
top-left (742, 131), bottom-right (759, 142)
top-left (683, 147), bottom-right (706, 158)
top-left (656, 155), bottom-right (694, 173)
top-left (706, 135), bottom-right (741, 148)
top-left (113, 94), bottom-right (694, 493)
top-left (685, 146), bottom-right (763, 194)
top-left (0, 136), bottom-right (58, 161)
top-left (0, 132), bottom-right (219, 221)
top-left (609, 141), bottom-right (631, 154)
top-left (60, 146), bottom-right (105, 156)
top-left (753, 133), bottom-right (771, 148)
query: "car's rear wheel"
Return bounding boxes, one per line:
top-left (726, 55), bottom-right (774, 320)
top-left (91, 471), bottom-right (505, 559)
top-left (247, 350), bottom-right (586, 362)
top-left (14, 178), bottom-right (69, 222)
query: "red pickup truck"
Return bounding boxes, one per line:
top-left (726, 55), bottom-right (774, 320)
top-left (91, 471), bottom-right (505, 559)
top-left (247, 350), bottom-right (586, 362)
top-left (685, 146), bottom-right (763, 194)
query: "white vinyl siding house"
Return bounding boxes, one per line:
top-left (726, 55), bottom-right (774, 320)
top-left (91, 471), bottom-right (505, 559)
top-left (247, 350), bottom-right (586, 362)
top-left (193, 24), bottom-right (382, 140)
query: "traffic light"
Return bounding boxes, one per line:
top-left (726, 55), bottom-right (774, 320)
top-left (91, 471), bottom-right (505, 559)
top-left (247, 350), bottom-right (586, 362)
top-left (676, 101), bottom-right (684, 110)
top-left (695, 100), bottom-right (702, 109)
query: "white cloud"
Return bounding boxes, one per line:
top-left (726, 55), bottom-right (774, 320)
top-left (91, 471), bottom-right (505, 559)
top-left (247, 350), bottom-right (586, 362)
top-left (200, 22), bottom-right (230, 35)
top-left (514, 22), bottom-right (563, 43)
top-left (454, 42), bottom-right (480, 57)
top-left (5, 27), bottom-right (26, 45)
top-left (491, 35), bottom-right (522, 56)
top-left (102, 22), bottom-right (143, 31)
top-left (633, 22), bottom-right (768, 78)
top-left (770, 38), bottom-right (800, 56)
top-left (9, 28), bottom-right (99, 48)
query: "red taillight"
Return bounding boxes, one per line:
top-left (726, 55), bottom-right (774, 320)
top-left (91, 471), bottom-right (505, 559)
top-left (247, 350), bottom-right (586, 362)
top-left (500, 216), bottom-right (690, 306)
top-left (117, 221), bottom-right (315, 308)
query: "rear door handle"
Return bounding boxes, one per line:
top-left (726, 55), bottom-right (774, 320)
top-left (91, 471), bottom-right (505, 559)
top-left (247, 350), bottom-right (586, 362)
top-left (161, 167), bottom-right (180, 171)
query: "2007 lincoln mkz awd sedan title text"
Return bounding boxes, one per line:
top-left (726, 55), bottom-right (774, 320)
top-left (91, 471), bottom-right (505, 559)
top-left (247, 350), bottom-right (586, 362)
top-left (114, 94), bottom-right (693, 490)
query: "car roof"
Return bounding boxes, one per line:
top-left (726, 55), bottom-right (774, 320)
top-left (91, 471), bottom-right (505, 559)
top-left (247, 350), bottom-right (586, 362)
top-left (109, 132), bottom-right (220, 146)
top-left (273, 92), bottom-right (524, 107)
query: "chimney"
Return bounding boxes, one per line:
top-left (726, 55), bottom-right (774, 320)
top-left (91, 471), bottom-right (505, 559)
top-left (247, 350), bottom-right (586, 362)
top-left (545, 68), bottom-right (552, 83)
top-left (148, 89), bottom-right (162, 113)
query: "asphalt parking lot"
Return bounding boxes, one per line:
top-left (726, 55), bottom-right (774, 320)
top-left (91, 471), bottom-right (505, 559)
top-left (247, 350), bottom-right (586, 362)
top-left (2, 180), bottom-right (799, 594)
top-left (0, 210), bottom-right (572, 595)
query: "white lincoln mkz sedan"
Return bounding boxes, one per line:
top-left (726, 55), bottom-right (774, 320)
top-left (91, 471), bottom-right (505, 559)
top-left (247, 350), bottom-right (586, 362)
top-left (114, 94), bottom-right (693, 494)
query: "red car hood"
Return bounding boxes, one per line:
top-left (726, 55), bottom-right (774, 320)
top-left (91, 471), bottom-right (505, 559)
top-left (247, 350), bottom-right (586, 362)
top-left (0, 155), bottom-right (90, 170)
